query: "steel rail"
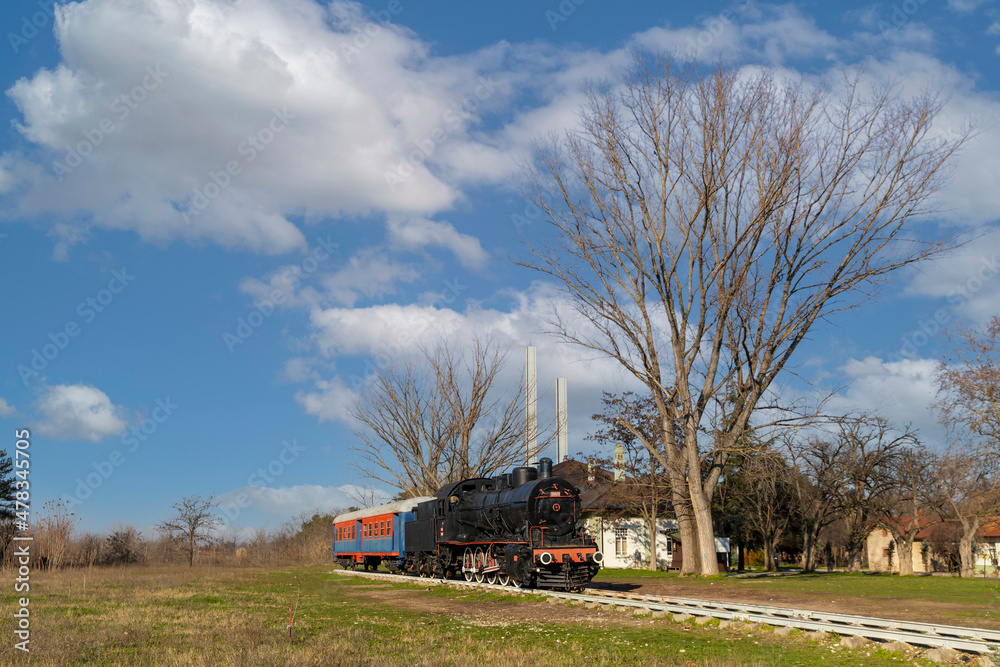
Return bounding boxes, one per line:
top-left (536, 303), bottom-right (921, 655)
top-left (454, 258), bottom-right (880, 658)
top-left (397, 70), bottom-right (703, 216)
top-left (331, 569), bottom-right (998, 654)
top-left (585, 590), bottom-right (1000, 644)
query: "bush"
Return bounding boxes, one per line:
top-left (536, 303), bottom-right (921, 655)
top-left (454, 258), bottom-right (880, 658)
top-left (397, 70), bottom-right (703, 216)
top-left (103, 525), bottom-right (144, 565)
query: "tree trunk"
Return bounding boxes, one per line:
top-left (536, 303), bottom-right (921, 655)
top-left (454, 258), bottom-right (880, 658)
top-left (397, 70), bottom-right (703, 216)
top-left (691, 490), bottom-right (719, 576)
top-left (763, 537), bottom-right (776, 572)
top-left (959, 533), bottom-right (974, 578)
top-left (846, 536), bottom-right (865, 573)
top-left (802, 528), bottom-right (815, 573)
top-left (688, 448), bottom-right (719, 576)
top-left (955, 516), bottom-right (981, 578)
top-left (647, 506), bottom-right (658, 571)
top-left (669, 467), bottom-right (700, 575)
top-left (897, 538), bottom-right (914, 576)
top-left (737, 541), bottom-right (745, 572)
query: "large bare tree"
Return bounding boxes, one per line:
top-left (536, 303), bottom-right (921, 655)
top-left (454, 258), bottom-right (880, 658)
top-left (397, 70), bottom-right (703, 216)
top-left (519, 55), bottom-right (965, 574)
top-left (351, 337), bottom-right (526, 497)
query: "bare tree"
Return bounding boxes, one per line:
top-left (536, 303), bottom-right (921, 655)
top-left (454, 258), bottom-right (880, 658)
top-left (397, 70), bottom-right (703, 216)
top-left (519, 53), bottom-right (965, 574)
top-left (807, 416), bottom-right (914, 572)
top-left (935, 316), bottom-right (1000, 458)
top-left (932, 316), bottom-right (1000, 577)
top-left (351, 337), bottom-right (526, 497)
top-left (157, 495), bottom-right (221, 567)
top-left (785, 439), bottom-right (838, 572)
top-left (588, 391), bottom-right (672, 569)
top-left (879, 445), bottom-right (942, 576)
top-left (734, 447), bottom-right (797, 572)
top-left (935, 449), bottom-right (1000, 577)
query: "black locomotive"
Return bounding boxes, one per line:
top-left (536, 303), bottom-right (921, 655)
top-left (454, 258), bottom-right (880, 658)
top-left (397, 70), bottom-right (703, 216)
top-left (333, 457), bottom-right (603, 590)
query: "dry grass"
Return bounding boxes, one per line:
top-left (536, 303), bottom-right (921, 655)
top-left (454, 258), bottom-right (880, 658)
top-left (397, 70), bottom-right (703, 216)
top-left (0, 564), bottom-right (934, 666)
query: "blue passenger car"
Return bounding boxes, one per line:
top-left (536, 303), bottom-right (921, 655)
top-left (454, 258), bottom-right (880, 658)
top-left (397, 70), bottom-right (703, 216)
top-left (332, 496), bottom-right (434, 571)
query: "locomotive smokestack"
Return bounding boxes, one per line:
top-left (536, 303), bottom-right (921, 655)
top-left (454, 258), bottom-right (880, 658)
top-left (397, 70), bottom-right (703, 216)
top-left (538, 457), bottom-right (552, 479)
top-left (556, 377), bottom-right (568, 462)
top-left (526, 346), bottom-right (538, 465)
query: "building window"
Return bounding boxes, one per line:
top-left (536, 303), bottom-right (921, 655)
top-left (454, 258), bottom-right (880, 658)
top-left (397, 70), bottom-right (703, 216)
top-left (615, 527), bottom-right (628, 557)
top-left (664, 536), bottom-right (673, 557)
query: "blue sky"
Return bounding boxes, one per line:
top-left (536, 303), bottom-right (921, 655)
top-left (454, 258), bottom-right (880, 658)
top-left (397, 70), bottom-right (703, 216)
top-left (1, 0), bottom-right (999, 537)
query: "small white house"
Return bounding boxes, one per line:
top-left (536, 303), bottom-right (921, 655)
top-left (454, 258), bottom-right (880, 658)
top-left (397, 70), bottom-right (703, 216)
top-left (587, 517), bottom-right (678, 569)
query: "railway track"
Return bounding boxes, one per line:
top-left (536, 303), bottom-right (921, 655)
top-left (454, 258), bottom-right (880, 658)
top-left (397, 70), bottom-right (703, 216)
top-left (331, 568), bottom-right (1000, 655)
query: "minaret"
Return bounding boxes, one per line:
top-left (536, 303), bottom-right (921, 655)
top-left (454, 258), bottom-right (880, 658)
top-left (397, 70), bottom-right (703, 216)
top-left (614, 442), bottom-right (624, 481)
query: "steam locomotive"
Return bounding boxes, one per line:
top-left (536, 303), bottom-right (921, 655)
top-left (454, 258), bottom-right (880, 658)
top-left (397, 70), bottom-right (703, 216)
top-left (332, 458), bottom-right (603, 590)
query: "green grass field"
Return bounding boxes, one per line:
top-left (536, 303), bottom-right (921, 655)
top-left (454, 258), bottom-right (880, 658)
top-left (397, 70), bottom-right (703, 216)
top-left (0, 564), bottom-right (957, 666)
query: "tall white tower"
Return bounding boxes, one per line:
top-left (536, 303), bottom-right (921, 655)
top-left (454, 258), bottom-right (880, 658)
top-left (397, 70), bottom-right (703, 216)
top-left (526, 346), bottom-right (538, 465)
top-left (556, 377), bottom-right (568, 462)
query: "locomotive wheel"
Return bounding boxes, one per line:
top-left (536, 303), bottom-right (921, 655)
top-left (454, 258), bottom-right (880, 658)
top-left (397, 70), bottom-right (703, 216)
top-left (484, 546), bottom-right (499, 584)
top-left (474, 548), bottom-right (486, 583)
top-left (462, 548), bottom-right (475, 582)
top-left (497, 572), bottom-right (510, 586)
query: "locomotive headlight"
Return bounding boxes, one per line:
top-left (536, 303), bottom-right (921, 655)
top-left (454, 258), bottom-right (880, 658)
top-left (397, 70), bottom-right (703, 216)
top-left (539, 552), bottom-right (553, 565)
top-left (591, 551), bottom-right (604, 564)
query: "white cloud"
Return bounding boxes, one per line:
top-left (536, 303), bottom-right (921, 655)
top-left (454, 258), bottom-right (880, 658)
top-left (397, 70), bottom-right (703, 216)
top-left (33, 383), bottom-right (127, 442)
top-left (948, 0), bottom-right (991, 12)
top-left (0, 398), bottom-right (16, 418)
top-left (387, 217), bottom-right (488, 270)
top-left (295, 376), bottom-right (358, 424)
top-left (297, 285), bottom-right (641, 437)
top-left (3, 0), bottom-right (505, 254)
top-left (6, 0), bottom-right (996, 261)
top-left (279, 357), bottom-right (318, 383)
top-left (902, 226), bottom-right (1000, 323)
top-left (320, 249), bottom-right (421, 306)
top-left (824, 357), bottom-right (945, 444)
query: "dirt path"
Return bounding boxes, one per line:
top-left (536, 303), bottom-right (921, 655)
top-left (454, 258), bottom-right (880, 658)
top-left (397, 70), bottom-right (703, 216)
top-left (346, 584), bottom-right (648, 629)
